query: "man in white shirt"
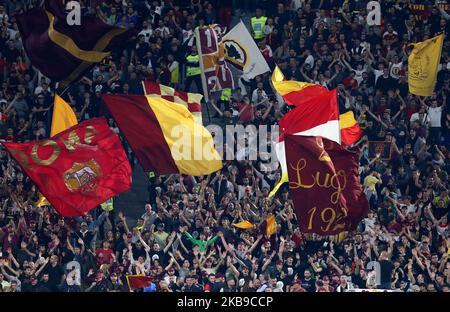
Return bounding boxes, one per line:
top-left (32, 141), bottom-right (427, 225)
top-left (410, 107), bottom-right (430, 126)
top-left (427, 98), bottom-right (444, 145)
top-left (251, 82), bottom-right (268, 103)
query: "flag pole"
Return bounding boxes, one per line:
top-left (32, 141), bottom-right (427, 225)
top-left (194, 26), bottom-right (210, 103)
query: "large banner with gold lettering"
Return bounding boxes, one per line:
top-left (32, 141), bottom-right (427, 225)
top-left (325, 141), bottom-right (369, 231)
top-left (285, 135), bottom-right (369, 235)
top-left (2, 118), bottom-right (132, 216)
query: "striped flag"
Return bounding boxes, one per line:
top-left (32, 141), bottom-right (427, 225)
top-left (340, 111), bottom-right (363, 146)
top-left (142, 82), bottom-right (203, 124)
top-left (102, 94), bottom-right (222, 177)
top-left (269, 66), bottom-right (340, 197)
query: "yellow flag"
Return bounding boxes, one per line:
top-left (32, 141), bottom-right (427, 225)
top-left (232, 220), bottom-right (255, 230)
top-left (35, 194), bottom-right (50, 207)
top-left (271, 66), bottom-right (315, 97)
top-left (50, 95), bottom-right (78, 136)
top-left (330, 231), bottom-right (348, 244)
top-left (266, 215), bottom-right (277, 236)
top-left (408, 33), bottom-right (444, 96)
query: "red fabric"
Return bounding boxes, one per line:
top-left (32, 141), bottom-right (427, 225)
top-left (2, 118), bottom-right (131, 216)
top-left (280, 89), bottom-right (339, 135)
top-left (325, 141), bottom-right (369, 230)
top-left (285, 135), bottom-right (348, 235)
top-left (282, 84), bottom-right (331, 107)
top-left (95, 247), bottom-right (114, 265)
top-left (101, 94), bottom-right (179, 175)
top-left (341, 123), bottom-right (363, 146)
top-left (285, 135), bottom-right (369, 235)
top-left (127, 275), bottom-right (152, 289)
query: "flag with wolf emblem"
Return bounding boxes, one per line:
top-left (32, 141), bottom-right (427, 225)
top-left (2, 118), bottom-right (131, 216)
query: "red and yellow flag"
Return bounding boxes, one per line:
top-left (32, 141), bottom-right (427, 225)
top-left (102, 95), bottom-right (222, 176)
top-left (2, 118), bottom-right (131, 216)
top-left (340, 111), bottom-right (363, 146)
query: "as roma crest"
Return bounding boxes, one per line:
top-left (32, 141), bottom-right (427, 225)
top-left (64, 160), bottom-right (102, 193)
top-left (223, 39), bottom-right (248, 71)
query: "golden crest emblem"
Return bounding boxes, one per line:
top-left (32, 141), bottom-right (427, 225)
top-left (64, 160), bottom-right (102, 193)
top-left (410, 53), bottom-right (430, 80)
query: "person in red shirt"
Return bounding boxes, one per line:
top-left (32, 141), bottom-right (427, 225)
top-left (342, 71), bottom-right (358, 90)
top-left (237, 95), bottom-right (254, 124)
top-left (95, 241), bottom-right (115, 266)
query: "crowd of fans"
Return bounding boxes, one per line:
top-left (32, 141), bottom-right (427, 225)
top-left (0, 0), bottom-right (449, 292)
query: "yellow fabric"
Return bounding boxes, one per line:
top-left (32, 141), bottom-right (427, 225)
top-left (269, 172), bottom-right (288, 198)
top-left (50, 95), bottom-right (78, 137)
top-left (142, 82), bottom-right (203, 125)
top-left (232, 220), bottom-right (255, 229)
top-left (266, 215), bottom-right (277, 236)
top-left (363, 175), bottom-right (381, 191)
top-left (35, 194), bottom-right (50, 207)
top-left (59, 28), bottom-right (127, 87)
top-left (408, 33), bottom-right (444, 96)
top-left (340, 111), bottom-right (358, 129)
top-left (330, 231), bottom-right (348, 244)
top-left (145, 96), bottom-right (222, 176)
top-left (271, 66), bottom-right (316, 96)
top-left (46, 10), bottom-right (110, 63)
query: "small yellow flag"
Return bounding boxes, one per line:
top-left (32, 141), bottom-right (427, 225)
top-left (232, 220), bottom-right (255, 230)
top-left (266, 215), bottom-right (277, 236)
top-left (408, 33), bottom-right (444, 96)
top-left (330, 231), bottom-right (348, 244)
top-left (271, 66), bottom-right (315, 97)
top-left (35, 194), bottom-right (50, 207)
top-left (50, 95), bottom-right (78, 137)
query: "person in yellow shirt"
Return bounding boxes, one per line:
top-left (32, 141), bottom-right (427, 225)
top-left (364, 171), bottom-right (382, 204)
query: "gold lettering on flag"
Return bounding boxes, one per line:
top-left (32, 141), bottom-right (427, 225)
top-left (288, 159), bottom-right (347, 204)
top-left (12, 126), bottom-right (101, 170)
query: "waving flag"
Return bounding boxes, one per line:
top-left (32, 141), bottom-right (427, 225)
top-left (269, 66), bottom-right (340, 197)
top-left (50, 95), bottom-right (78, 136)
top-left (222, 21), bottom-right (270, 79)
top-left (284, 135), bottom-right (368, 235)
top-left (142, 82), bottom-right (203, 124)
top-left (325, 141), bottom-right (369, 230)
top-left (102, 95), bottom-right (222, 176)
top-left (2, 118), bottom-right (131, 216)
top-left (340, 111), bottom-right (363, 146)
top-left (195, 25), bottom-right (234, 100)
top-left (408, 33), bottom-right (444, 96)
top-left (15, 0), bottom-right (136, 86)
top-left (285, 135), bottom-right (348, 235)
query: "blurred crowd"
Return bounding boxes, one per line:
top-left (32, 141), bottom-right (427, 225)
top-left (0, 0), bottom-right (449, 292)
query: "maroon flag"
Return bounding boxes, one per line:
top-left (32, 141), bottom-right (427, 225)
top-left (285, 135), bottom-right (348, 235)
top-left (126, 275), bottom-right (152, 290)
top-left (323, 140), bottom-right (370, 231)
top-left (195, 24), bottom-right (234, 99)
top-left (15, 0), bottom-right (136, 86)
